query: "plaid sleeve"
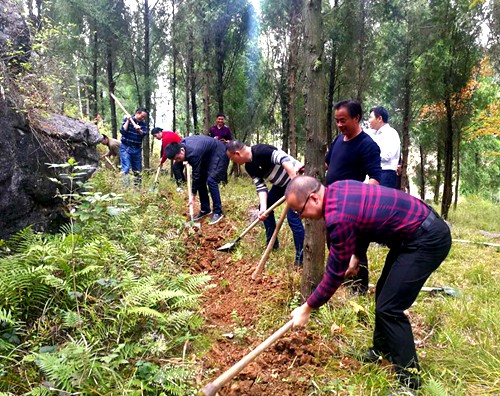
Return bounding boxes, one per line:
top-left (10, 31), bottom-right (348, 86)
top-left (307, 221), bottom-right (356, 308)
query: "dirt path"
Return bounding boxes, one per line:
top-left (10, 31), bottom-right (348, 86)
top-left (184, 218), bottom-right (357, 395)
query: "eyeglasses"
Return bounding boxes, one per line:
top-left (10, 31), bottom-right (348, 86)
top-left (293, 187), bottom-right (319, 216)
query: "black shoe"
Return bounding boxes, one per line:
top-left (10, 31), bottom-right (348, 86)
top-left (388, 386), bottom-right (417, 396)
top-left (396, 368), bottom-right (421, 390)
top-left (208, 213), bottom-right (224, 225)
top-left (193, 211), bottom-right (212, 220)
top-left (358, 348), bottom-right (392, 363)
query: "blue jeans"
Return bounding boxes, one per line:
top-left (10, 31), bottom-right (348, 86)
top-left (198, 176), bottom-right (222, 215)
top-left (263, 185), bottom-right (304, 264)
top-left (120, 144), bottom-right (142, 186)
top-left (380, 170), bottom-right (398, 189)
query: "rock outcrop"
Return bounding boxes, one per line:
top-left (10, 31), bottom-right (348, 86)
top-left (0, 0), bottom-right (101, 240)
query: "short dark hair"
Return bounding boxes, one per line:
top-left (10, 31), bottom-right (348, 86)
top-left (225, 140), bottom-right (246, 154)
top-left (165, 142), bottom-right (183, 159)
top-left (285, 176), bottom-right (322, 203)
top-left (151, 127), bottom-right (163, 136)
top-left (334, 100), bottom-right (363, 121)
top-left (216, 113), bottom-right (225, 118)
top-left (135, 107), bottom-right (148, 114)
top-left (370, 106), bottom-right (389, 123)
top-left (101, 134), bottom-right (108, 140)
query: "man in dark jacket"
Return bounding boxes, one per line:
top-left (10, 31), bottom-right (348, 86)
top-left (165, 135), bottom-right (229, 225)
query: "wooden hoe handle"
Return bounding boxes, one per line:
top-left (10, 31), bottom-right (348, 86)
top-left (252, 203), bottom-right (289, 279)
top-left (239, 196), bottom-right (286, 239)
top-left (109, 92), bottom-right (140, 130)
top-left (201, 320), bottom-right (293, 396)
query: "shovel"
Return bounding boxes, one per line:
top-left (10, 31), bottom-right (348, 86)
top-left (368, 283), bottom-right (460, 297)
top-left (109, 92), bottom-right (142, 131)
top-left (103, 156), bottom-right (118, 170)
top-left (217, 196), bottom-right (286, 252)
top-left (148, 165), bottom-right (162, 193)
top-left (201, 319), bottom-right (293, 396)
top-left (252, 203), bottom-right (289, 279)
top-left (185, 163), bottom-right (201, 229)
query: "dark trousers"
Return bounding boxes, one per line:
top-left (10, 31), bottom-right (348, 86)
top-left (262, 185), bottom-right (305, 264)
top-left (380, 170), bottom-right (398, 189)
top-left (172, 161), bottom-right (185, 186)
top-left (373, 211), bottom-right (451, 372)
top-left (198, 176), bottom-right (223, 215)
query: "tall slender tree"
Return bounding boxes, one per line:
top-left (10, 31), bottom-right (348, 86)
top-left (301, 0), bottom-right (326, 298)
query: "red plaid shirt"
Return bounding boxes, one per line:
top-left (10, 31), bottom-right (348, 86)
top-left (307, 180), bottom-right (431, 308)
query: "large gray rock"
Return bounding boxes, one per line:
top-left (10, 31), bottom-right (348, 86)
top-left (0, 0), bottom-right (31, 68)
top-left (0, 0), bottom-right (101, 240)
top-left (0, 103), bottom-right (101, 240)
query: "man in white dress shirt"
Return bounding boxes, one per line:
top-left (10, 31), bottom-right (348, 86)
top-left (368, 106), bottom-right (401, 189)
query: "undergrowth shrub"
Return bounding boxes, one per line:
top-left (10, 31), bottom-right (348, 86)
top-left (0, 162), bottom-right (210, 394)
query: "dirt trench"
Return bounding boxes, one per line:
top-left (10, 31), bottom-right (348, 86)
top-left (182, 217), bottom-right (357, 395)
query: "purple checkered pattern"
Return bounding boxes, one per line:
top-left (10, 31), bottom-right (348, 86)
top-left (307, 180), bottom-right (431, 308)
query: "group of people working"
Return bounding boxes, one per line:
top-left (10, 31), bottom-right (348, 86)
top-left (99, 99), bottom-right (451, 394)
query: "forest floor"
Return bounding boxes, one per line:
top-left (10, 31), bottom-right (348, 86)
top-left (182, 214), bottom-right (357, 395)
top-left (144, 174), bottom-right (500, 396)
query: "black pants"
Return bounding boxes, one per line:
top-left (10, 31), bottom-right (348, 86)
top-left (373, 211), bottom-right (451, 372)
top-left (172, 161), bottom-right (185, 186)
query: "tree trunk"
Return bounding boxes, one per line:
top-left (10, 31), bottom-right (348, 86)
top-left (325, 0), bottom-right (338, 144)
top-left (188, 28), bottom-right (198, 134)
top-left (185, 60), bottom-right (191, 135)
top-left (400, 37), bottom-right (411, 193)
top-left (202, 36), bottom-right (210, 134)
top-left (288, 0), bottom-right (301, 157)
top-left (106, 41), bottom-right (117, 139)
top-left (171, 0), bottom-right (177, 132)
top-left (453, 129), bottom-right (460, 210)
top-left (279, 66), bottom-right (290, 153)
top-left (143, 0), bottom-right (151, 168)
top-left (301, 0), bottom-right (326, 300)
top-left (441, 96), bottom-right (454, 219)
top-left (419, 144), bottom-right (425, 200)
top-left (215, 32), bottom-right (225, 113)
top-left (434, 141), bottom-right (442, 204)
top-left (91, 30), bottom-right (98, 118)
top-left (356, 0), bottom-right (366, 102)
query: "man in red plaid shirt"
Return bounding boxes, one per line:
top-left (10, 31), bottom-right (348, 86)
top-left (285, 175), bottom-right (451, 391)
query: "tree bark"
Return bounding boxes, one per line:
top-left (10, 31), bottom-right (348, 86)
top-left (434, 141), bottom-right (442, 204)
top-left (143, 0), bottom-right (151, 168)
top-left (171, 0), bottom-right (177, 132)
top-left (279, 65), bottom-right (290, 153)
top-left (91, 30), bottom-right (98, 119)
top-left (288, 0), bottom-right (301, 157)
top-left (419, 144), bottom-right (425, 200)
top-left (202, 35), bottom-right (210, 134)
top-left (453, 129), bottom-right (460, 210)
top-left (301, 0), bottom-right (326, 300)
top-left (325, 0), bottom-right (338, 144)
top-left (441, 96), bottom-right (454, 219)
top-left (400, 37), bottom-right (411, 193)
top-left (185, 60), bottom-right (191, 135)
top-left (106, 41), bottom-right (117, 139)
top-left (188, 28), bottom-right (198, 134)
top-left (356, 0), bottom-right (367, 102)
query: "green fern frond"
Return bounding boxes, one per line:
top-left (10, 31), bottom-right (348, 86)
top-left (61, 310), bottom-right (84, 328)
top-left (425, 377), bottom-right (448, 396)
top-left (5, 227), bottom-right (36, 253)
top-left (42, 274), bottom-right (67, 291)
top-left (125, 307), bottom-right (166, 320)
top-left (164, 310), bottom-right (202, 333)
top-left (153, 364), bottom-right (195, 395)
top-left (0, 308), bottom-right (15, 325)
